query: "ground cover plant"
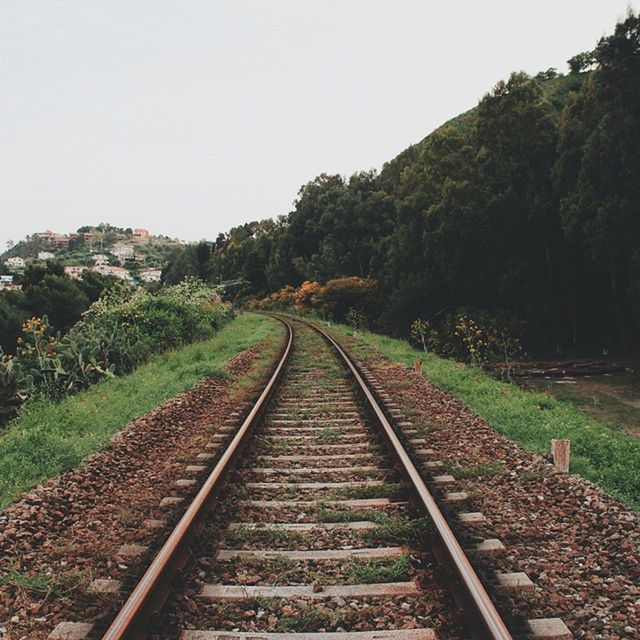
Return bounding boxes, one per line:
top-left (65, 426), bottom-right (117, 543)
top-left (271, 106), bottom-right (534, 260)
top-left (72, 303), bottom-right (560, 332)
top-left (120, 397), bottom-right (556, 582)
top-left (321, 319), bottom-right (640, 512)
top-left (0, 313), bottom-right (280, 509)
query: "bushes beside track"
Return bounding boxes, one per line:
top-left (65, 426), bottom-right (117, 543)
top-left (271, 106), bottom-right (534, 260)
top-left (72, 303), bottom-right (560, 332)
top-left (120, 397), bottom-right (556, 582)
top-left (0, 279), bottom-right (230, 418)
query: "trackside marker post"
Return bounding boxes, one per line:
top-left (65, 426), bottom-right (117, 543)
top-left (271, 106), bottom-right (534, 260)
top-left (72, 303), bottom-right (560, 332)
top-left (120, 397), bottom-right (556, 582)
top-left (551, 439), bottom-right (571, 473)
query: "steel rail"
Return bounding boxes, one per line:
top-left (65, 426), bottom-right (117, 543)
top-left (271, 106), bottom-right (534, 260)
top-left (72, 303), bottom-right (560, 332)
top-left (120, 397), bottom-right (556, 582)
top-left (102, 316), bottom-right (294, 640)
top-left (290, 315), bottom-right (512, 640)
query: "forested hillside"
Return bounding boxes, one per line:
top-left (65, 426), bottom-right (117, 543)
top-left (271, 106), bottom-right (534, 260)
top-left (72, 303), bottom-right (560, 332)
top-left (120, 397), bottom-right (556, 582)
top-left (164, 12), bottom-right (640, 353)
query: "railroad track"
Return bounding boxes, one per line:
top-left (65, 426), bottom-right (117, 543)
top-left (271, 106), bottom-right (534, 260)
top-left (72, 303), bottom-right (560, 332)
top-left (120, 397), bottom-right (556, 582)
top-left (59, 315), bottom-right (541, 639)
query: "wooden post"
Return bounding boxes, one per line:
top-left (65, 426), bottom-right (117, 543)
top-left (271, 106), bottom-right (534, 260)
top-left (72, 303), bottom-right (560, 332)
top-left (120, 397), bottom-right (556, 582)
top-left (551, 439), bottom-right (571, 473)
top-left (414, 360), bottom-right (423, 375)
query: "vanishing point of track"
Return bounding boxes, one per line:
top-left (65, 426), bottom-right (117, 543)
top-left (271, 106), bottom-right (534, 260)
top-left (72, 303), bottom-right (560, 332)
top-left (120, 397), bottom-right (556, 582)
top-left (101, 314), bottom-right (512, 640)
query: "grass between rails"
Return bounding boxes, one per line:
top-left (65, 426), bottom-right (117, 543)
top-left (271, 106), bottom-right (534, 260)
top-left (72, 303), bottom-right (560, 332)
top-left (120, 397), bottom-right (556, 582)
top-left (318, 319), bottom-right (640, 512)
top-left (0, 313), bottom-right (282, 510)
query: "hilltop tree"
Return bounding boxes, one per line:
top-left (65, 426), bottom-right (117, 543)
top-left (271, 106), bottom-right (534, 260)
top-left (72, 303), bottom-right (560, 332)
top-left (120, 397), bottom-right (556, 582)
top-left (567, 50), bottom-right (596, 74)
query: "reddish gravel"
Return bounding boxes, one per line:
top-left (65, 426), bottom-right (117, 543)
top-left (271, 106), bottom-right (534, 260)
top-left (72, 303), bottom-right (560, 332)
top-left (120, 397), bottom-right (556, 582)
top-left (345, 339), bottom-right (640, 640)
top-left (0, 345), bottom-right (264, 639)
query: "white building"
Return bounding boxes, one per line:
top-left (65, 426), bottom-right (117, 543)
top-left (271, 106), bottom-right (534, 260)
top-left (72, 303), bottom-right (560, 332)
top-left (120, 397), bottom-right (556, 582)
top-left (93, 264), bottom-right (132, 282)
top-left (111, 243), bottom-right (135, 262)
top-left (0, 275), bottom-right (14, 287)
top-left (4, 257), bottom-right (26, 271)
top-left (38, 251), bottom-right (55, 261)
top-left (92, 253), bottom-right (109, 265)
top-left (64, 265), bottom-right (87, 280)
top-left (139, 268), bottom-right (162, 283)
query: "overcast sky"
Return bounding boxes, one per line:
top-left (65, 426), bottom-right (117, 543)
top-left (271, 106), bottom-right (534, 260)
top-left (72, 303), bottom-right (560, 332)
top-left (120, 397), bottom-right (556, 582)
top-left (0, 1), bottom-right (633, 249)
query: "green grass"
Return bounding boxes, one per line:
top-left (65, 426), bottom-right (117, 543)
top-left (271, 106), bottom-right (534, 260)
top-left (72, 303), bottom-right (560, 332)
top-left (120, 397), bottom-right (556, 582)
top-left (318, 427), bottom-right (344, 441)
top-left (330, 482), bottom-right (404, 500)
top-left (520, 372), bottom-right (640, 436)
top-left (225, 525), bottom-right (303, 547)
top-left (314, 507), bottom-right (390, 523)
top-left (323, 320), bottom-right (640, 511)
top-left (0, 313), bottom-right (282, 510)
top-left (276, 608), bottom-right (334, 632)
top-left (1, 568), bottom-right (85, 598)
top-left (345, 556), bottom-right (411, 584)
top-left (360, 515), bottom-right (433, 546)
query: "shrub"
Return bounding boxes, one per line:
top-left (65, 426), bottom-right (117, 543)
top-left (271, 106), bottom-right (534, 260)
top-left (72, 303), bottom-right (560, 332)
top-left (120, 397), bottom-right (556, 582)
top-left (292, 281), bottom-right (323, 313)
top-left (250, 277), bottom-right (382, 326)
top-left (251, 284), bottom-right (297, 311)
top-left (0, 279), bottom-right (229, 412)
top-left (312, 277), bottom-right (381, 323)
top-left (410, 308), bottom-right (525, 374)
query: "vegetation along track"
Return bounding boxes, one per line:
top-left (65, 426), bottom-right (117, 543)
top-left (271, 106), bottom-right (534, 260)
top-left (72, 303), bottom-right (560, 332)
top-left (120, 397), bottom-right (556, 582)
top-left (67, 316), bottom-right (565, 639)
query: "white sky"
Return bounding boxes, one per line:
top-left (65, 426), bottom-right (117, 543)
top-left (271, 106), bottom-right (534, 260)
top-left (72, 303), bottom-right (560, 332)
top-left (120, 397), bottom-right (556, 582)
top-left (0, 1), bottom-right (633, 249)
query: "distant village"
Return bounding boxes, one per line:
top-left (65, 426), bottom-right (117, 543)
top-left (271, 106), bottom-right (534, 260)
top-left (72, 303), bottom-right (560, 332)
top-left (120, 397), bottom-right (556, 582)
top-left (1, 226), bottom-right (183, 290)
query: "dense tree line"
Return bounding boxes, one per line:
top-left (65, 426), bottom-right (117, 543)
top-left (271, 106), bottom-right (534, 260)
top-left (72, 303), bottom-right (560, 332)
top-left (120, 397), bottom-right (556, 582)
top-left (164, 13), bottom-right (640, 353)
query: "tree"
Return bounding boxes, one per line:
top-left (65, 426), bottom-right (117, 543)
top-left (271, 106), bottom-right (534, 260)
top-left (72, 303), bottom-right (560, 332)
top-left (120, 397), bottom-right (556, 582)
top-left (536, 68), bottom-right (560, 81)
top-left (567, 50), bottom-right (596, 74)
top-left (23, 275), bottom-right (89, 332)
top-left (162, 242), bottom-right (213, 285)
top-left (68, 235), bottom-right (85, 251)
top-left (556, 10), bottom-right (640, 348)
top-left (0, 293), bottom-right (28, 353)
top-left (477, 72), bottom-right (564, 345)
top-left (78, 270), bottom-right (117, 302)
top-left (313, 277), bottom-right (382, 323)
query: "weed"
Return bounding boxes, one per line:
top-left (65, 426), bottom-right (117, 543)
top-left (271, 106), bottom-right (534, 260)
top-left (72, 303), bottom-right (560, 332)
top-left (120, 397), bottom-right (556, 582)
top-left (116, 506), bottom-right (138, 526)
top-left (226, 525), bottom-right (303, 547)
top-left (443, 461), bottom-right (506, 478)
top-left (517, 464), bottom-right (552, 484)
top-left (319, 427), bottom-right (344, 441)
top-left (360, 515), bottom-right (433, 545)
top-left (276, 608), bottom-right (334, 632)
top-left (1, 569), bottom-right (86, 599)
top-left (345, 556), bottom-right (411, 583)
top-left (331, 482), bottom-right (403, 500)
top-left (314, 507), bottom-right (388, 523)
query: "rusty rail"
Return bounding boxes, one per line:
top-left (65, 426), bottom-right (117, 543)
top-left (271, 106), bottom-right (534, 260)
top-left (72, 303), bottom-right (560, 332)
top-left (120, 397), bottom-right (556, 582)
top-left (102, 316), bottom-right (293, 640)
top-left (290, 315), bottom-right (512, 640)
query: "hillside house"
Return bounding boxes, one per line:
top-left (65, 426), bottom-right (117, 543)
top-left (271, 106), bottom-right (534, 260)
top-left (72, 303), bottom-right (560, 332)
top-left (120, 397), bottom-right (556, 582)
top-left (64, 265), bottom-right (87, 279)
top-left (37, 231), bottom-right (69, 248)
top-left (92, 254), bottom-right (109, 265)
top-left (132, 228), bottom-right (150, 245)
top-left (5, 257), bottom-right (26, 271)
top-left (92, 264), bottom-right (132, 282)
top-left (0, 275), bottom-right (14, 288)
top-left (139, 268), bottom-right (162, 283)
top-left (111, 243), bottom-right (135, 262)
top-left (37, 251), bottom-right (55, 261)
